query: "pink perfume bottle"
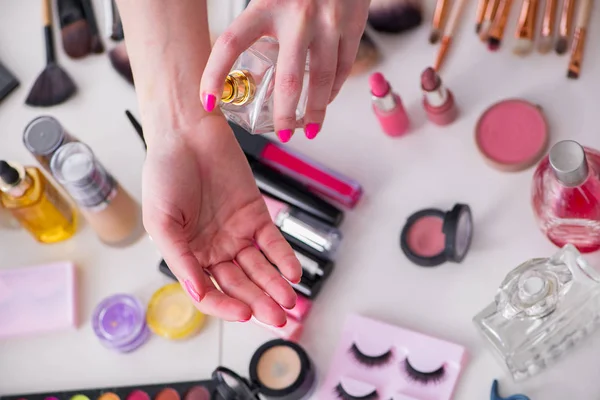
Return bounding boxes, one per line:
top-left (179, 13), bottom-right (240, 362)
top-left (220, 37), bottom-right (309, 134)
top-left (532, 140), bottom-right (600, 253)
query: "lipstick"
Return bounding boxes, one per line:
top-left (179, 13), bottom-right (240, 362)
top-left (369, 72), bottom-right (410, 137)
top-left (263, 194), bottom-right (341, 258)
top-left (291, 241), bottom-right (334, 279)
top-left (230, 122), bottom-right (363, 208)
top-left (420, 67), bottom-right (458, 126)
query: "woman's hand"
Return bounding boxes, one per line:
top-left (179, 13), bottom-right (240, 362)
top-left (142, 116), bottom-right (301, 326)
top-left (200, 0), bottom-right (370, 142)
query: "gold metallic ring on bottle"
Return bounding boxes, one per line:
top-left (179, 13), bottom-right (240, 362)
top-left (222, 70), bottom-right (255, 106)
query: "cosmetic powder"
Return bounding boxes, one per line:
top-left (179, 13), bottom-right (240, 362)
top-left (401, 204), bottom-right (473, 267)
top-left (69, 395), bottom-right (89, 400)
top-left (184, 386), bottom-right (211, 400)
top-left (146, 283), bottom-right (205, 340)
top-left (92, 294), bottom-right (150, 353)
top-left (98, 393), bottom-right (120, 400)
top-left (126, 391), bottom-right (149, 400)
top-left (155, 389), bottom-right (180, 400)
top-left (476, 99), bottom-right (548, 172)
top-left (249, 339), bottom-right (316, 400)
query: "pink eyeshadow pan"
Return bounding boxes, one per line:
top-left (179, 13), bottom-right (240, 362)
top-left (126, 391), bottom-right (150, 400)
top-left (407, 216), bottom-right (445, 257)
top-left (476, 99), bottom-right (548, 172)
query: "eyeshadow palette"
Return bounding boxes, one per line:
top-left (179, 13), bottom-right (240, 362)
top-left (0, 379), bottom-right (217, 400)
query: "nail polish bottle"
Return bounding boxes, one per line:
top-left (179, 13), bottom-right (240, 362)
top-left (532, 140), bottom-right (600, 253)
top-left (420, 67), bottom-right (458, 125)
top-left (369, 72), bottom-right (410, 137)
top-left (219, 37), bottom-right (309, 134)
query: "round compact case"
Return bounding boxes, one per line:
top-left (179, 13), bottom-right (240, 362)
top-left (400, 203), bottom-right (473, 267)
top-left (212, 339), bottom-right (316, 400)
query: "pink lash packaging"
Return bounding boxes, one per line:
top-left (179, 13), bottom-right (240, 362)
top-left (0, 261), bottom-right (77, 339)
top-left (320, 314), bottom-right (467, 400)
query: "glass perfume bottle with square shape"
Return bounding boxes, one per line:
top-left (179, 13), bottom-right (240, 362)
top-left (473, 244), bottom-right (600, 381)
top-left (219, 37), bottom-right (310, 134)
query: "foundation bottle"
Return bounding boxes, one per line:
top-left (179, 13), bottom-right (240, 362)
top-left (23, 116), bottom-right (77, 171)
top-left (50, 142), bottom-right (143, 247)
top-left (219, 37), bottom-right (310, 134)
top-left (0, 160), bottom-right (77, 243)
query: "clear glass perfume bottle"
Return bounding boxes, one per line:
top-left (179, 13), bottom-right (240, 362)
top-left (473, 244), bottom-right (600, 381)
top-left (219, 37), bottom-right (310, 134)
top-left (532, 140), bottom-right (600, 253)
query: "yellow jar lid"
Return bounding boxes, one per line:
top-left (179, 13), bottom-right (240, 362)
top-left (146, 283), bottom-right (205, 340)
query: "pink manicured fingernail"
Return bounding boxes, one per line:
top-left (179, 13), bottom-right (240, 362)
top-left (238, 315), bottom-right (251, 322)
top-left (305, 123), bottom-right (320, 139)
top-left (277, 129), bottom-right (293, 143)
top-left (276, 320), bottom-right (287, 328)
top-left (203, 93), bottom-right (216, 112)
top-left (184, 279), bottom-right (201, 302)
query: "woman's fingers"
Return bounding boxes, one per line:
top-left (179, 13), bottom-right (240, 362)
top-left (209, 261), bottom-right (287, 327)
top-left (255, 223), bottom-right (302, 284)
top-left (191, 275), bottom-right (253, 322)
top-left (272, 24), bottom-right (310, 143)
top-left (236, 246), bottom-right (297, 310)
top-left (303, 33), bottom-right (339, 140)
top-left (200, 8), bottom-right (266, 112)
top-left (328, 32), bottom-right (363, 104)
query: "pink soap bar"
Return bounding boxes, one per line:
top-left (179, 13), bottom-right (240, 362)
top-left (0, 261), bottom-right (77, 339)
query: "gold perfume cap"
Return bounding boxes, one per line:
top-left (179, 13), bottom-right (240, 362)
top-left (222, 70), bottom-right (255, 106)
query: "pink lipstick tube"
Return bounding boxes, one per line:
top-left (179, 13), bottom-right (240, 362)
top-left (421, 67), bottom-right (458, 126)
top-left (369, 72), bottom-right (410, 137)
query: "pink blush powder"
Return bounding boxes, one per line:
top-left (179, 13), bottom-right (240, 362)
top-left (407, 216), bottom-right (445, 257)
top-left (476, 99), bottom-right (548, 171)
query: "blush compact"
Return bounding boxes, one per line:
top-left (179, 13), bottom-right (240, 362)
top-left (400, 203), bottom-right (473, 267)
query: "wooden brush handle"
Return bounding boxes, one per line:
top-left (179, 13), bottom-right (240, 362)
top-left (42, 0), bottom-right (56, 64)
top-left (42, 0), bottom-right (52, 26)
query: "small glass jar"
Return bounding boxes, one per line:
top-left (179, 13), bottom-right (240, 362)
top-left (219, 37), bottom-right (310, 134)
top-left (473, 244), bottom-right (600, 381)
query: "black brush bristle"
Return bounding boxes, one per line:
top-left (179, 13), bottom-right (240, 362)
top-left (567, 69), bottom-right (579, 79)
top-left (61, 19), bottom-right (91, 59)
top-left (429, 30), bottom-right (440, 44)
top-left (90, 35), bottom-right (104, 54)
top-left (80, 0), bottom-right (104, 54)
top-left (487, 37), bottom-right (501, 51)
top-left (368, 2), bottom-right (422, 34)
top-left (476, 23), bottom-right (481, 33)
top-left (109, 44), bottom-right (134, 85)
top-left (555, 37), bottom-right (568, 54)
top-left (25, 63), bottom-right (77, 107)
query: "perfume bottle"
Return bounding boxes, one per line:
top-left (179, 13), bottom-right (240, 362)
top-left (473, 244), bottom-right (600, 381)
top-left (532, 140), bottom-right (600, 253)
top-left (219, 37), bottom-right (309, 134)
top-left (0, 161), bottom-right (77, 243)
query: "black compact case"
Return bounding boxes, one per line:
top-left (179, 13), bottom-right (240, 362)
top-left (0, 61), bottom-right (19, 103)
top-left (0, 379), bottom-right (218, 400)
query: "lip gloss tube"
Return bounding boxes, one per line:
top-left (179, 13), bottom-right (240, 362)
top-left (249, 157), bottom-right (344, 227)
top-left (230, 122), bottom-right (363, 208)
top-left (369, 72), bottom-right (410, 137)
top-left (263, 195), bottom-right (342, 258)
top-left (291, 241), bottom-right (334, 279)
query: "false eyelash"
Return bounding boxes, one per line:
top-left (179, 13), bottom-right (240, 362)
top-left (403, 358), bottom-right (446, 385)
top-left (334, 383), bottom-right (379, 400)
top-left (348, 343), bottom-right (393, 367)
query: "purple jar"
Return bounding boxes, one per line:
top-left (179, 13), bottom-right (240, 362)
top-left (92, 294), bottom-right (150, 353)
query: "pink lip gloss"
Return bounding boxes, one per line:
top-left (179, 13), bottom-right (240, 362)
top-left (369, 72), bottom-right (410, 137)
top-left (421, 67), bottom-right (458, 125)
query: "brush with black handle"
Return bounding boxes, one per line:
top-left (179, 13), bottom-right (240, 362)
top-left (26, 0), bottom-right (77, 107)
top-left (80, 0), bottom-right (104, 53)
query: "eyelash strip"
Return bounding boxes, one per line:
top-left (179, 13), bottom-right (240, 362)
top-left (334, 383), bottom-right (378, 400)
top-left (348, 343), bottom-right (393, 367)
top-left (403, 358), bottom-right (446, 385)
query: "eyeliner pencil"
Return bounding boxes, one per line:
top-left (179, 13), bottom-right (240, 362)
top-left (125, 110), bottom-right (146, 149)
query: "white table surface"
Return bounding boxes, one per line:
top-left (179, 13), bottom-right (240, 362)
top-left (2, 0), bottom-right (600, 399)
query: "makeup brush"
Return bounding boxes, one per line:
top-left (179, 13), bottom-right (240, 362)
top-left (567, 0), bottom-right (592, 79)
top-left (475, 0), bottom-right (490, 33)
top-left (104, 0), bottom-right (124, 41)
top-left (430, 0), bottom-right (450, 43)
top-left (80, 0), bottom-right (104, 53)
top-left (350, 31), bottom-right (381, 76)
top-left (109, 42), bottom-right (134, 85)
top-left (538, 0), bottom-right (558, 53)
top-left (368, 0), bottom-right (423, 34)
top-left (57, 0), bottom-right (91, 58)
top-left (125, 110), bottom-right (146, 149)
top-left (487, 0), bottom-right (514, 51)
top-left (555, 0), bottom-right (576, 54)
top-left (434, 0), bottom-right (468, 71)
top-left (479, 0), bottom-right (500, 40)
top-left (26, 0), bottom-right (77, 107)
top-left (513, 0), bottom-right (538, 55)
